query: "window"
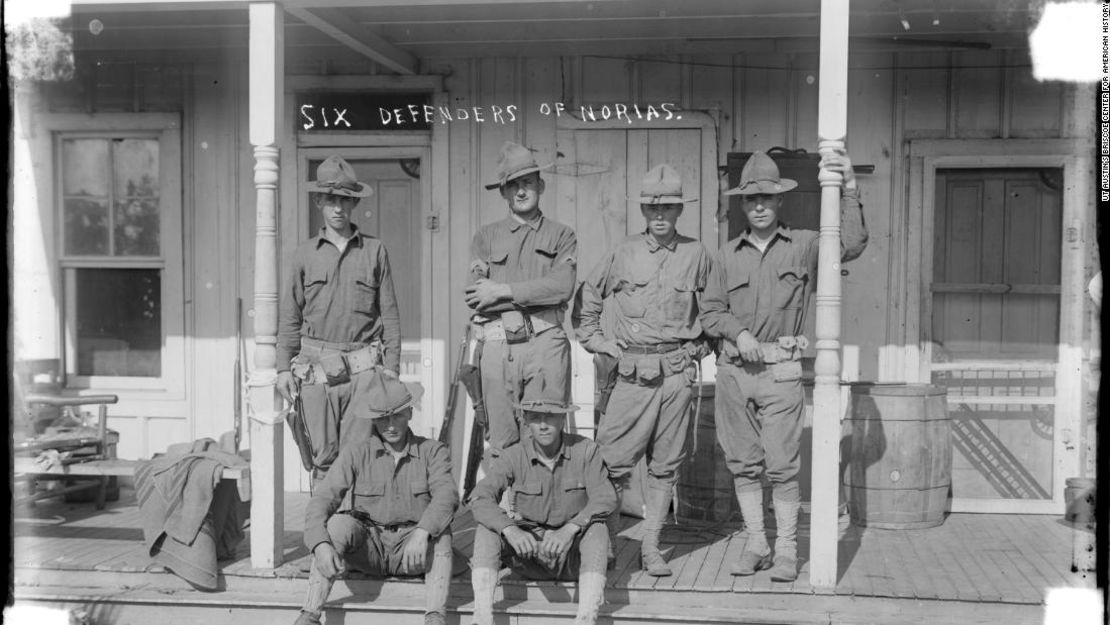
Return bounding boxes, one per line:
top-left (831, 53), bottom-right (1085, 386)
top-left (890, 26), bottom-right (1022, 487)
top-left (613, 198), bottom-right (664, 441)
top-left (54, 117), bottom-right (182, 390)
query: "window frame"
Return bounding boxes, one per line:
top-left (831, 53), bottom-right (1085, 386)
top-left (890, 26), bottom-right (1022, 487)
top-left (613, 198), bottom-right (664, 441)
top-left (46, 114), bottom-right (184, 392)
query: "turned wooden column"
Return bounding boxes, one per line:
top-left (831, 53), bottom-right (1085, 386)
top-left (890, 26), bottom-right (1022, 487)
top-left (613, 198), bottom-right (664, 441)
top-left (810, 0), bottom-right (850, 590)
top-left (248, 1), bottom-right (285, 569)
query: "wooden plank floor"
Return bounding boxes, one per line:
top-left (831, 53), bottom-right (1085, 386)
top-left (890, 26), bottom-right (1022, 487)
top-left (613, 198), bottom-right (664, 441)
top-left (13, 487), bottom-right (1095, 606)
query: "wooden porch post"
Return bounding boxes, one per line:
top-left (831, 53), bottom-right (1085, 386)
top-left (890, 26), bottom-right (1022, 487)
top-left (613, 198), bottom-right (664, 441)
top-left (810, 0), bottom-right (850, 590)
top-left (248, 1), bottom-right (285, 569)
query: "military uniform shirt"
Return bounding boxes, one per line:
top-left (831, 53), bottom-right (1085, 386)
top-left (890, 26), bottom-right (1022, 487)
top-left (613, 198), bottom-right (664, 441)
top-left (303, 431), bottom-right (458, 551)
top-left (468, 215), bottom-right (577, 326)
top-left (278, 226), bottom-right (402, 373)
top-left (575, 232), bottom-right (711, 349)
top-left (469, 433), bottom-right (617, 532)
top-left (700, 190), bottom-right (868, 344)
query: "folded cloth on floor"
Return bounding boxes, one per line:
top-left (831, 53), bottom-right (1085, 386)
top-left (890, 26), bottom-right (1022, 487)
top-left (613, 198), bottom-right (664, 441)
top-left (136, 437), bottom-right (248, 590)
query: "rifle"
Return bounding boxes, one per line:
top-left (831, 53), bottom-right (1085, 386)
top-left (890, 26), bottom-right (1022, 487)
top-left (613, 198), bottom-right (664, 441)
top-left (438, 325), bottom-right (471, 444)
top-left (458, 352), bottom-right (487, 500)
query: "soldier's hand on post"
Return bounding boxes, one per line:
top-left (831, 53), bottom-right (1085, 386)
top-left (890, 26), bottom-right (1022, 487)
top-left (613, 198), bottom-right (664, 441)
top-left (819, 148), bottom-right (856, 189)
top-left (402, 527), bottom-right (429, 572)
top-left (540, 523), bottom-right (579, 560)
top-left (735, 330), bottom-right (762, 363)
top-left (381, 368), bottom-right (400, 380)
top-left (276, 371), bottom-right (300, 404)
top-left (465, 278), bottom-right (511, 309)
top-left (313, 542), bottom-right (345, 578)
top-left (502, 525), bottom-right (539, 559)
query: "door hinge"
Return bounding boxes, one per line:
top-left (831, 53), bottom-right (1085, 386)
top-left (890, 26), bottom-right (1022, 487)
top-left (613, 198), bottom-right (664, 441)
top-left (425, 214), bottom-right (440, 231)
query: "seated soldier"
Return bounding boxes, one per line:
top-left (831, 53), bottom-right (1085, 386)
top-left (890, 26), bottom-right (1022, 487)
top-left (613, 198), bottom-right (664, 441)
top-left (468, 394), bottom-right (617, 625)
top-left (295, 372), bottom-right (458, 625)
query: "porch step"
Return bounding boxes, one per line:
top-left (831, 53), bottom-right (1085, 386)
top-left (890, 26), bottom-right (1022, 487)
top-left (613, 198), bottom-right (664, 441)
top-left (15, 568), bottom-right (1045, 625)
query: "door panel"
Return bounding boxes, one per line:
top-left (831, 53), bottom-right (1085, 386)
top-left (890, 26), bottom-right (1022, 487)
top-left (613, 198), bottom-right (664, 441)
top-left (930, 167), bottom-right (1064, 512)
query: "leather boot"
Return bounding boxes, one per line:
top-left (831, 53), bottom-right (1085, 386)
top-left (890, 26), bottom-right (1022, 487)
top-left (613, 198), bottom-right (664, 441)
top-left (769, 483), bottom-right (800, 582)
top-left (423, 533), bottom-right (453, 625)
top-left (640, 485), bottom-right (673, 577)
top-left (732, 484), bottom-right (771, 576)
top-left (470, 567), bottom-right (498, 625)
top-left (574, 571), bottom-right (607, 625)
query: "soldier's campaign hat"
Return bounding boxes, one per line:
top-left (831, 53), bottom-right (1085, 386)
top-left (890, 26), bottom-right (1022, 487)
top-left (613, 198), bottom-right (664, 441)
top-left (485, 141), bottom-right (553, 190)
top-left (515, 398), bottom-right (580, 414)
top-left (636, 164), bottom-right (698, 204)
top-left (722, 151), bottom-right (798, 196)
top-left (306, 155), bottom-right (374, 198)
top-left (357, 371), bottom-right (424, 420)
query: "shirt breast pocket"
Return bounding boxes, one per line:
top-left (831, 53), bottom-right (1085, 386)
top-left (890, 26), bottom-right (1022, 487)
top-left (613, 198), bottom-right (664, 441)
top-left (562, 481), bottom-right (587, 513)
top-left (487, 247), bottom-right (510, 281)
top-left (614, 263), bottom-right (655, 319)
top-left (304, 267), bottom-right (329, 298)
top-left (354, 277), bottom-right (380, 316)
top-left (353, 482), bottom-right (386, 511)
top-left (410, 477), bottom-right (430, 499)
top-left (513, 480), bottom-right (544, 517)
top-left (775, 266), bottom-right (809, 310)
top-left (535, 243), bottom-right (559, 268)
top-left (665, 282), bottom-right (698, 323)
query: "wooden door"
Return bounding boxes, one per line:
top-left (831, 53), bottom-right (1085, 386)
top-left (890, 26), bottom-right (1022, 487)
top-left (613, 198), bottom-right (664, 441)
top-left (929, 167), bottom-right (1065, 513)
top-left (554, 123), bottom-right (717, 437)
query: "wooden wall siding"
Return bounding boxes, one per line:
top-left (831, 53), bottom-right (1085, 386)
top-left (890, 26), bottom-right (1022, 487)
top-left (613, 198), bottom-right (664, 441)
top-left (424, 50), bottom-right (1074, 389)
top-left (23, 46), bottom-right (1085, 463)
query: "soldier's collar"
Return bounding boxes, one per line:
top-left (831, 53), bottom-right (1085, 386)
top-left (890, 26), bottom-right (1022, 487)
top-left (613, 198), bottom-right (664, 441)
top-left (506, 212), bottom-right (545, 232)
top-left (736, 224), bottom-right (791, 249)
top-left (644, 231), bottom-right (679, 252)
top-left (524, 435), bottom-right (572, 463)
top-left (370, 429), bottom-right (419, 458)
top-left (315, 224), bottom-right (364, 248)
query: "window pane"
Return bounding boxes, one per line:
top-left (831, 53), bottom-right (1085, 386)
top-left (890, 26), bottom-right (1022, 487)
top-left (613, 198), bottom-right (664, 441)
top-left (114, 198), bottom-right (160, 255)
top-left (62, 139), bottom-right (111, 255)
top-left (64, 198), bottom-right (110, 255)
top-left (112, 139), bottom-right (160, 256)
top-left (62, 139), bottom-right (110, 196)
top-left (74, 268), bottom-right (161, 377)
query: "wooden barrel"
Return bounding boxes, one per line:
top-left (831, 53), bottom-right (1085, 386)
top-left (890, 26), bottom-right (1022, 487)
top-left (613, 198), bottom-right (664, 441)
top-left (844, 383), bottom-right (951, 529)
top-left (675, 383), bottom-right (739, 524)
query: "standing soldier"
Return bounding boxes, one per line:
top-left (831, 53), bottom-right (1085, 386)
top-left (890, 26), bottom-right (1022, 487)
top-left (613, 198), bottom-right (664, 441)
top-left (700, 150), bottom-right (867, 582)
top-left (465, 142), bottom-right (577, 459)
top-left (294, 372), bottom-right (457, 625)
top-left (468, 394), bottom-right (616, 625)
top-left (276, 155), bottom-right (403, 484)
top-left (573, 164), bottom-right (712, 577)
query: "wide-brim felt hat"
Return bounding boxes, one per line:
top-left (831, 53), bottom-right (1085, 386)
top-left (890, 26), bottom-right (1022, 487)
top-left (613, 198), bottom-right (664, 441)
top-left (485, 141), bottom-right (553, 190)
top-left (355, 371), bottom-right (425, 420)
top-left (515, 398), bottom-right (580, 414)
top-left (635, 164), bottom-right (698, 204)
top-left (722, 151), bottom-right (798, 196)
top-left (306, 155), bottom-right (374, 198)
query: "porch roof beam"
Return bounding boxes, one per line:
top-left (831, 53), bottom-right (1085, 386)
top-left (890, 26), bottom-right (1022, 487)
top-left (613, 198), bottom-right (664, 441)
top-left (285, 6), bottom-right (417, 75)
